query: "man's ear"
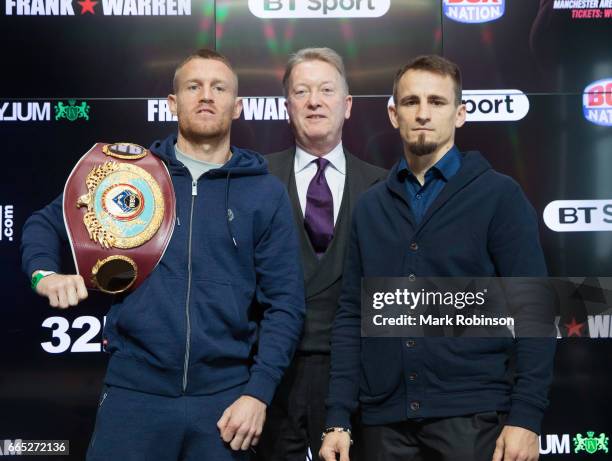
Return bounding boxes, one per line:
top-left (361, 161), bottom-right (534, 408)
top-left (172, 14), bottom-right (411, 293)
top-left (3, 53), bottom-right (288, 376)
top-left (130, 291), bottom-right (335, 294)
top-left (168, 93), bottom-right (177, 116)
top-left (284, 98), bottom-right (291, 124)
top-left (344, 94), bottom-right (353, 120)
top-left (388, 102), bottom-right (399, 129)
top-left (232, 97), bottom-right (243, 120)
top-left (455, 103), bottom-right (466, 128)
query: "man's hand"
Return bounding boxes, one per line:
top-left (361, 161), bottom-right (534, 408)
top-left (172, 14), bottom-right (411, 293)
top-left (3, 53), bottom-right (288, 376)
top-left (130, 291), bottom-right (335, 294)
top-left (492, 425), bottom-right (539, 461)
top-left (35, 273), bottom-right (88, 308)
top-left (217, 395), bottom-right (267, 451)
top-left (319, 430), bottom-right (351, 461)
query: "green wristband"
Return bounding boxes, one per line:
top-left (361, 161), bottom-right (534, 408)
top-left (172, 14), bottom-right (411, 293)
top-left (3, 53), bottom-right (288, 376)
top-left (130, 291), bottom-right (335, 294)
top-left (31, 271), bottom-right (55, 291)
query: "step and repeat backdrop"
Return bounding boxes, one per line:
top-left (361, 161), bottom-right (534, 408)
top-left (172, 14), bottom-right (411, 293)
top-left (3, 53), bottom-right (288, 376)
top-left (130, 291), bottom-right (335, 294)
top-left (2, 0), bottom-right (612, 459)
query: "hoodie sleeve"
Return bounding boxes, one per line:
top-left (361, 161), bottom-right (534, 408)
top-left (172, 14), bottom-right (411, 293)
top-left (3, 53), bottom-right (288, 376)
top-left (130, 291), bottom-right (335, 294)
top-left (21, 193), bottom-right (69, 278)
top-left (487, 180), bottom-right (556, 435)
top-left (243, 188), bottom-right (305, 405)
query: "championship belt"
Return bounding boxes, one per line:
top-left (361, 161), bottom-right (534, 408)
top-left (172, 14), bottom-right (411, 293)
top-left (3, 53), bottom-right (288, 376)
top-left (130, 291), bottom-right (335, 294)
top-left (63, 142), bottom-right (176, 294)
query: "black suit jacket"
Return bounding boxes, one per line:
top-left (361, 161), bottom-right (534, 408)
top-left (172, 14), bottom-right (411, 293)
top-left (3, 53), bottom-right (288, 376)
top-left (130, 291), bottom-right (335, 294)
top-left (266, 147), bottom-right (386, 352)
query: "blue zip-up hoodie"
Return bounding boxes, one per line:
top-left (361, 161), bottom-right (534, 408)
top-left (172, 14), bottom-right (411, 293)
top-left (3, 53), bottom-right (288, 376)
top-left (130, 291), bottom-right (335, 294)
top-left (21, 134), bottom-right (306, 405)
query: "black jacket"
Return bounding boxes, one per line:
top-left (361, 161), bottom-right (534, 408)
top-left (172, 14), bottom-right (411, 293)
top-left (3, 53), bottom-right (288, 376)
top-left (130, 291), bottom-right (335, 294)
top-left (267, 147), bottom-right (386, 353)
top-left (326, 151), bottom-right (556, 434)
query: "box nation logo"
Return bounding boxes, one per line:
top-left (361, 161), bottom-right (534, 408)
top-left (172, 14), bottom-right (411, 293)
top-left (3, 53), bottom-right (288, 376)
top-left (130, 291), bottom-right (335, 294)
top-left (443, 0), bottom-right (505, 24)
top-left (583, 78), bottom-right (612, 126)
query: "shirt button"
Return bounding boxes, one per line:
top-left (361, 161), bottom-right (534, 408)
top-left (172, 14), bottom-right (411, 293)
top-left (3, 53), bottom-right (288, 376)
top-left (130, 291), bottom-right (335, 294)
top-left (410, 401), bottom-right (420, 411)
top-left (406, 339), bottom-right (416, 347)
top-left (408, 274), bottom-right (416, 282)
top-left (410, 242), bottom-right (418, 251)
top-left (415, 194), bottom-right (422, 200)
top-left (409, 372), bottom-right (418, 381)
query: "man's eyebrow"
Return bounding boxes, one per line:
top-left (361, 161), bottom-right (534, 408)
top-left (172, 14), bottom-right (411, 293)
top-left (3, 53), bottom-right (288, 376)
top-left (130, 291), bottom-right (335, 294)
top-left (292, 80), bottom-right (335, 87)
top-left (183, 78), bottom-right (230, 85)
top-left (210, 78), bottom-right (229, 85)
top-left (399, 95), bottom-right (419, 103)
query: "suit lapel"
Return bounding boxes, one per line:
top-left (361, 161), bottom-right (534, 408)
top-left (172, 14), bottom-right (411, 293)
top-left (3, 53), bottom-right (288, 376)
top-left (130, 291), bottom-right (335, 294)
top-left (345, 151), bottom-right (368, 214)
top-left (270, 147), bottom-right (380, 299)
top-left (271, 148), bottom-right (321, 281)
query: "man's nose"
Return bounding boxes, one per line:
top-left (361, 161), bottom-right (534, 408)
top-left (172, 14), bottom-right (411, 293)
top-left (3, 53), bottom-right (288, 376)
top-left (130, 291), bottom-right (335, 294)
top-left (199, 85), bottom-right (214, 102)
top-left (306, 90), bottom-right (321, 108)
top-left (415, 103), bottom-right (430, 124)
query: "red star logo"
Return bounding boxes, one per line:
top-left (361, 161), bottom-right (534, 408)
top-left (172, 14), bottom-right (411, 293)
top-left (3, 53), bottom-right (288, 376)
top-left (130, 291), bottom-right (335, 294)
top-left (565, 318), bottom-right (585, 337)
top-left (78, 0), bottom-right (97, 14)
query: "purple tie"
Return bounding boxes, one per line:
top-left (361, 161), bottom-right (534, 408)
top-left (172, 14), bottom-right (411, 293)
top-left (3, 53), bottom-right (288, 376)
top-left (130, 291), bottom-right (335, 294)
top-left (304, 158), bottom-right (334, 256)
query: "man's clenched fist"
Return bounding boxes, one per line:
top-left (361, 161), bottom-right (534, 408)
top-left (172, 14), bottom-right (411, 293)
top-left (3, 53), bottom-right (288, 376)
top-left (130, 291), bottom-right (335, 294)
top-left (217, 395), bottom-right (267, 451)
top-left (34, 272), bottom-right (88, 308)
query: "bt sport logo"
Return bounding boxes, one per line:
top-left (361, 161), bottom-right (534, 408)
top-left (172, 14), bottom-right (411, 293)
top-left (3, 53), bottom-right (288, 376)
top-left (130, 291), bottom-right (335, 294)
top-left (248, 0), bottom-right (390, 19)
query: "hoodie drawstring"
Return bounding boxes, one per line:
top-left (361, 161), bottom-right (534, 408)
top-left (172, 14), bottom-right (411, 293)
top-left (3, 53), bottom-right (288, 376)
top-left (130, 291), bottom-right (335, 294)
top-left (225, 170), bottom-right (238, 249)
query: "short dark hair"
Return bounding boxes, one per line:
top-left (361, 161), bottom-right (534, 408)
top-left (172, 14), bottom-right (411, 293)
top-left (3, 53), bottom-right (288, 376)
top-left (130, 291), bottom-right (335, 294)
top-left (172, 48), bottom-right (238, 93)
top-left (392, 55), bottom-right (462, 106)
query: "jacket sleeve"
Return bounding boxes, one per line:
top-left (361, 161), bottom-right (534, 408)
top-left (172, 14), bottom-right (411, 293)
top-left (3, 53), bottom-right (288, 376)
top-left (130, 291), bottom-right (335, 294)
top-left (21, 193), bottom-right (69, 278)
top-left (243, 188), bottom-right (306, 405)
top-left (487, 181), bottom-right (556, 435)
top-left (325, 213), bottom-right (363, 429)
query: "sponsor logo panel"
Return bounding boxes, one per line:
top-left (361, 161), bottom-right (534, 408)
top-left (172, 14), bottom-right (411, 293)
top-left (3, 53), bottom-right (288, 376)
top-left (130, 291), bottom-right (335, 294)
top-left (387, 89), bottom-right (529, 122)
top-left (242, 97), bottom-right (288, 121)
top-left (539, 432), bottom-right (610, 455)
top-left (552, 0), bottom-right (612, 20)
top-left (574, 432), bottom-right (609, 454)
top-left (248, 0), bottom-right (390, 19)
top-left (559, 316), bottom-right (612, 338)
top-left (583, 78), bottom-right (612, 126)
top-left (0, 100), bottom-right (90, 122)
top-left (443, 0), bottom-right (505, 24)
top-left (543, 200), bottom-right (612, 232)
top-left (148, 98), bottom-right (289, 122)
top-left (152, 92), bottom-right (528, 124)
top-left (462, 89), bottom-right (529, 121)
top-left (147, 99), bottom-right (177, 122)
top-left (540, 434), bottom-right (571, 455)
top-left (55, 99), bottom-right (90, 121)
top-left (0, 102), bottom-right (50, 121)
top-left (0, 205), bottom-right (14, 243)
top-left (4, 0), bottom-right (190, 15)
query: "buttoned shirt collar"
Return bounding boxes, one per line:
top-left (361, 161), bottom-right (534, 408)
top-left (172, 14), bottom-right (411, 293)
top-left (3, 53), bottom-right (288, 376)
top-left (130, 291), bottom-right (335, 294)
top-left (295, 142), bottom-right (346, 175)
top-left (397, 145), bottom-right (461, 183)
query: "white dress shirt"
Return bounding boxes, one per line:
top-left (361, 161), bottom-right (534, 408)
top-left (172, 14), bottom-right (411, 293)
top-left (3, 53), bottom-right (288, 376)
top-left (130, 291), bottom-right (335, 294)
top-left (294, 142), bottom-right (346, 225)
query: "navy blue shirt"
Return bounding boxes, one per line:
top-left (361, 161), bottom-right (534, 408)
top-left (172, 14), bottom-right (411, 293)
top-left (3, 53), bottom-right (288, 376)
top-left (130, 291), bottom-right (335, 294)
top-left (398, 146), bottom-right (462, 224)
